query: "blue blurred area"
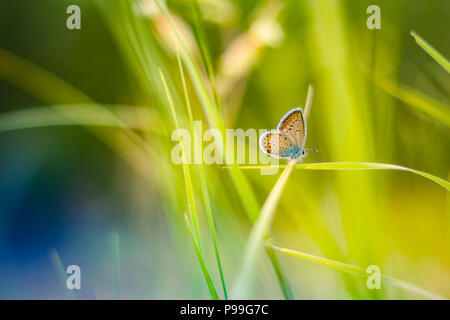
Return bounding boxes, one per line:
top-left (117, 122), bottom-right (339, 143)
top-left (0, 0), bottom-right (133, 298)
top-left (0, 128), bottom-right (119, 299)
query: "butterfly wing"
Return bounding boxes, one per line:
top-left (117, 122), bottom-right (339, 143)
top-left (277, 107), bottom-right (306, 148)
top-left (260, 130), bottom-right (299, 158)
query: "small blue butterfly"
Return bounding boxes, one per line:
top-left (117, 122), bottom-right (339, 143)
top-left (260, 107), bottom-right (317, 159)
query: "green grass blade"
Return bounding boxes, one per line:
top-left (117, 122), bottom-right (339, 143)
top-left (157, 1), bottom-right (293, 299)
top-left (177, 51), bottom-right (228, 299)
top-left (373, 76), bottom-right (450, 127)
top-left (198, 164), bottom-right (228, 299)
top-left (189, 0), bottom-right (221, 111)
top-left (177, 49), bottom-right (195, 124)
top-left (159, 69), bottom-right (202, 250)
top-left (155, 0), bottom-right (261, 222)
top-left (112, 232), bottom-right (121, 300)
top-left (0, 48), bottom-right (161, 183)
top-left (162, 68), bottom-right (222, 298)
top-left (411, 31), bottom-right (450, 73)
top-left (232, 160), bottom-right (297, 299)
top-left (184, 214), bottom-right (220, 299)
top-left (271, 244), bottom-right (446, 300)
top-left (264, 241), bottom-right (294, 300)
top-left (233, 162), bottom-right (450, 191)
top-left (230, 84), bottom-right (316, 299)
top-left (0, 104), bottom-right (159, 133)
top-left (0, 48), bottom-right (90, 104)
top-left (229, 168), bottom-right (296, 300)
top-left (155, 0), bottom-right (221, 128)
top-left (50, 249), bottom-right (76, 299)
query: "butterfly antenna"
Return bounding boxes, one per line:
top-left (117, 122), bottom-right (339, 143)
top-left (306, 148), bottom-right (319, 152)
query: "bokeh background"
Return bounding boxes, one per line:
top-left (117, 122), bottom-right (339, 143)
top-left (0, 0), bottom-right (449, 299)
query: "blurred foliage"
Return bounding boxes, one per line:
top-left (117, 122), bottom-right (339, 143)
top-left (0, 0), bottom-right (449, 299)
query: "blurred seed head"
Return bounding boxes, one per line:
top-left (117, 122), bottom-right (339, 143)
top-left (138, 0), bottom-right (198, 56)
top-left (197, 0), bottom-right (237, 26)
top-left (218, 1), bottom-right (285, 99)
top-left (138, 0), bottom-right (162, 17)
top-left (249, 18), bottom-right (284, 47)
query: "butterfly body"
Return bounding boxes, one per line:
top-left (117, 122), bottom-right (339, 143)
top-left (260, 107), bottom-right (313, 160)
top-left (280, 144), bottom-right (301, 158)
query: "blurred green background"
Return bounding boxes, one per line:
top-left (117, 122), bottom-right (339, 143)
top-left (0, 0), bottom-right (448, 299)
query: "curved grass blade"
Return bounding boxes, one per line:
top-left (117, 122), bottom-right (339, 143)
top-left (50, 249), bottom-right (76, 299)
top-left (155, 0), bottom-right (260, 222)
top-left (411, 31), bottom-right (450, 73)
top-left (232, 160), bottom-right (297, 299)
top-left (264, 240), bottom-right (294, 300)
top-left (0, 104), bottom-right (160, 133)
top-left (271, 244), bottom-right (446, 300)
top-left (156, 1), bottom-right (294, 299)
top-left (161, 68), bottom-right (222, 298)
top-left (231, 85), bottom-right (315, 299)
top-left (373, 76), bottom-right (450, 127)
top-left (177, 51), bottom-right (228, 299)
top-left (0, 48), bottom-right (161, 184)
top-left (154, 0), bottom-right (221, 128)
top-left (232, 162), bottom-right (450, 191)
top-left (159, 69), bottom-right (202, 250)
top-left (0, 48), bottom-right (90, 104)
top-left (190, 0), bottom-right (221, 110)
top-left (184, 214), bottom-right (219, 299)
top-left (112, 232), bottom-right (121, 300)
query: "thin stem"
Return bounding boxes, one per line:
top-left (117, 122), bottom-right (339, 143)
top-left (159, 68), bottom-right (202, 250)
top-left (184, 214), bottom-right (220, 299)
top-left (177, 50), bottom-right (228, 299)
top-left (303, 85), bottom-right (314, 119)
top-left (271, 244), bottom-right (446, 300)
top-left (232, 86), bottom-right (314, 298)
top-left (411, 31), bottom-right (450, 73)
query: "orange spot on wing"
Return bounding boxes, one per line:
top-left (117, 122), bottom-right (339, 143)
top-left (266, 135), bottom-right (272, 153)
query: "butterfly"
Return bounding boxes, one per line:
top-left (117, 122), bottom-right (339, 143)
top-left (259, 107), bottom-right (317, 159)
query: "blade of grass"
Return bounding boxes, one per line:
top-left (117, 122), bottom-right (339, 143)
top-left (112, 232), bottom-right (121, 300)
top-left (271, 244), bottom-right (446, 300)
top-left (156, 1), bottom-right (294, 299)
top-left (303, 85), bottom-right (314, 119)
top-left (264, 239), bottom-right (294, 299)
top-left (373, 76), bottom-right (450, 127)
top-left (155, 0), bottom-right (221, 128)
top-left (0, 48), bottom-right (162, 185)
top-left (229, 167), bottom-right (295, 300)
top-left (190, 0), bottom-right (222, 112)
top-left (101, 1), bottom-right (223, 298)
top-left (159, 68), bottom-right (202, 251)
top-left (232, 159), bottom-right (297, 298)
top-left (230, 83), bottom-right (314, 299)
top-left (50, 249), bottom-right (76, 299)
top-left (0, 48), bottom-right (89, 103)
top-left (161, 67), bottom-right (224, 299)
top-left (184, 213), bottom-right (219, 299)
top-left (154, 0), bottom-right (261, 223)
top-left (177, 50), bottom-right (228, 299)
top-left (411, 31), bottom-right (450, 73)
top-left (231, 162), bottom-right (450, 191)
top-left (0, 104), bottom-right (160, 133)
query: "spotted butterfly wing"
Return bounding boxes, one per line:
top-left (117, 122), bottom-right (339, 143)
top-left (277, 107), bottom-right (306, 149)
top-left (259, 131), bottom-right (299, 158)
